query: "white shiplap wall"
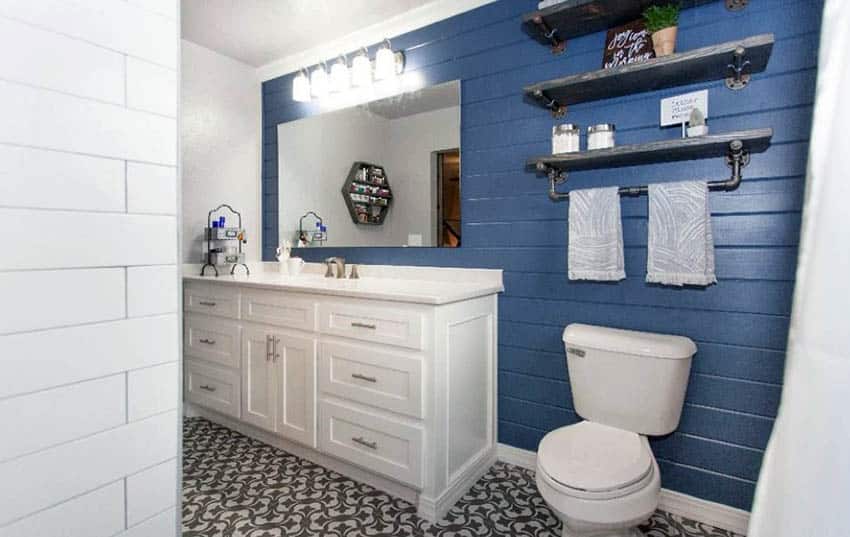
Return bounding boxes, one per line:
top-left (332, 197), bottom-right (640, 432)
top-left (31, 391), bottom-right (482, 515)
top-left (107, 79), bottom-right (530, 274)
top-left (0, 1), bottom-right (180, 535)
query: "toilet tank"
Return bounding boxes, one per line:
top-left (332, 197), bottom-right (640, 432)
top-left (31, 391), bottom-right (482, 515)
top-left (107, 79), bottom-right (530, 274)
top-left (563, 323), bottom-right (696, 436)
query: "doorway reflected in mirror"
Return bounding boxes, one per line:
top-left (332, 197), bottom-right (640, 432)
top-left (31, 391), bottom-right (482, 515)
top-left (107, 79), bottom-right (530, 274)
top-left (436, 149), bottom-right (460, 248)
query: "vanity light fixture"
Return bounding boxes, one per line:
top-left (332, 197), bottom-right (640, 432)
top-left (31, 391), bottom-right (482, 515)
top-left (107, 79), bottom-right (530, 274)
top-left (351, 47), bottom-right (372, 88)
top-left (374, 38), bottom-right (404, 81)
top-left (292, 41), bottom-right (405, 103)
top-left (292, 68), bottom-right (311, 102)
top-left (310, 62), bottom-right (329, 99)
top-left (330, 54), bottom-right (350, 93)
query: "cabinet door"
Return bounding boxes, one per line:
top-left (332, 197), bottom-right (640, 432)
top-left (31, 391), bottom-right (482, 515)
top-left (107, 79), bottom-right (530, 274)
top-left (274, 332), bottom-right (317, 448)
top-left (241, 327), bottom-right (277, 432)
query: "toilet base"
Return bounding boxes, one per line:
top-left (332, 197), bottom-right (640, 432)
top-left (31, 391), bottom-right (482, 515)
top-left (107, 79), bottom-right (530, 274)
top-left (537, 456), bottom-right (660, 537)
top-left (562, 525), bottom-right (643, 537)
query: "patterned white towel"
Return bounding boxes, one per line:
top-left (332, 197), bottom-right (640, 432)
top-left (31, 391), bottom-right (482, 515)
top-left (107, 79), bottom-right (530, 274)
top-left (568, 187), bottom-right (626, 281)
top-left (647, 181), bottom-right (717, 286)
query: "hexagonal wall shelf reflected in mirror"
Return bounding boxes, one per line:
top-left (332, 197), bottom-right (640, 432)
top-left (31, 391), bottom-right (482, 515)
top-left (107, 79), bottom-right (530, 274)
top-left (341, 161), bottom-right (393, 225)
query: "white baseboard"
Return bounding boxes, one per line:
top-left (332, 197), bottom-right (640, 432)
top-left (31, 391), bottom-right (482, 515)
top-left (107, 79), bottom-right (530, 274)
top-left (496, 443), bottom-right (750, 536)
top-left (497, 442), bottom-right (539, 470)
top-left (657, 488), bottom-right (749, 536)
top-left (419, 447), bottom-right (498, 521)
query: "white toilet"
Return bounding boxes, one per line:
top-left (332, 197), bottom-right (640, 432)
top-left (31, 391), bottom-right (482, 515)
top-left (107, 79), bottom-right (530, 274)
top-left (536, 324), bottom-right (696, 537)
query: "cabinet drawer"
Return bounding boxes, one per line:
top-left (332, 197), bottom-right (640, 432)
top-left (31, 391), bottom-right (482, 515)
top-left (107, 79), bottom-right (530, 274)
top-left (184, 281), bottom-right (240, 319)
top-left (319, 302), bottom-right (424, 350)
top-left (184, 315), bottom-right (241, 369)
top-left (241, 289), bottom-right (317, 331)
top-left (185, 360), bottom-right (241, 419)
top-left (319, 400), bottom-right (422, 487)
top-left (319, 341), bottom-right (422, 418)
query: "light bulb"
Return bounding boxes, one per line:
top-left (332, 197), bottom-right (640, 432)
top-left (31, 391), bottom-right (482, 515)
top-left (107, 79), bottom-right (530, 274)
top-left (374, 42), bottom-right (395, 81)
top-left (310, 64), bottom-right (329, 98)
top-left (292, 70), bottom-right (311, 102)
top-left (351, 49), bottom-right (372, 88)
top-left (330, 56), bottom-right (350, 93)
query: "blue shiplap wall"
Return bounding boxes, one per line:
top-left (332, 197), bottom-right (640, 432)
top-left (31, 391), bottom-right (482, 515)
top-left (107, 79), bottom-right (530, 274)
top-left (261, 0), bottom-right (822, 510)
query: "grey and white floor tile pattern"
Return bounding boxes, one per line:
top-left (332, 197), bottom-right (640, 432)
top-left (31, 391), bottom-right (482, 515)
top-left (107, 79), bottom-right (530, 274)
top-left (182, 418), bottom-right (742, 537)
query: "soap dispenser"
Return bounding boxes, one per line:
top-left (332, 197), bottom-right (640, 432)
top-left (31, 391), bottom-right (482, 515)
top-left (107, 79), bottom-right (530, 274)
top-left (276, 240), bottom-right (291, 274)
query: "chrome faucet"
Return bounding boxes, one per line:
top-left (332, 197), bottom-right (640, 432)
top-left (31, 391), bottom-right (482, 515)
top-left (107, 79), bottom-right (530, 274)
top-left (324, 257), bottom-right (346, 279)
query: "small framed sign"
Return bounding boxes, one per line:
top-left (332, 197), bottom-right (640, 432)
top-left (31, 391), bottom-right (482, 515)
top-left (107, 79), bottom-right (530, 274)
top-left (660, 90), bottom-right (709, 127)
top-left (602, 19), bottom-right (655, 69)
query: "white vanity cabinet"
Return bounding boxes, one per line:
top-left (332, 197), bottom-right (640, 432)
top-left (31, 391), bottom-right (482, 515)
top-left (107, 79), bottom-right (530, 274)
top-left (241, 327), bottom-right (317, 446)
top-left (182, 268), bottom-right (501, 522)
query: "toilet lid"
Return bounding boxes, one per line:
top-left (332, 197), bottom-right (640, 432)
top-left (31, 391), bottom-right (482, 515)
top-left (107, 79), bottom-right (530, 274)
top-left (537, 421), bottom-right (653, 493)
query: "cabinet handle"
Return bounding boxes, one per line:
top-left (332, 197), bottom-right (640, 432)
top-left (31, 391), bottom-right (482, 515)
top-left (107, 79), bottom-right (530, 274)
top-left (266, 335), bottom-right (274, 362)
top-left (199, 384), bottom-right (216, 392)
top-left (199, 338), bottom-right (216, 345)
top-left (351, 322), bottom-right (377, 330)
top-left (351, 373), bottom-right (377, 383)
top-left (274, 337), bottom-right (281, 362)
top-left (352, 436), bottom-right (378, 450)
top-left (198, 301), bottom-right (217, 307)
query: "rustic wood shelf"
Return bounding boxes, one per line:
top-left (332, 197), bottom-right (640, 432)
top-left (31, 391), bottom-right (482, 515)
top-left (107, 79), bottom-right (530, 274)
top-left (524, 34), bottom-right (774, 115)
top-left (527, 128), bottom-right (773, 172)
top-left (522, 0), bottom-right (717, 53)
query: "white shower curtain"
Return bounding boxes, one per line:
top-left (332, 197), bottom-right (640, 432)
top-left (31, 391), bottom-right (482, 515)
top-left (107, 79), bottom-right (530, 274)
top-left (748, 1), bottom-right (850, 535)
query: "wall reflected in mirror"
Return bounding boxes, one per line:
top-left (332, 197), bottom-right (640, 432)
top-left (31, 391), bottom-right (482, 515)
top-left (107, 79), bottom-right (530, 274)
top-left (278, 80), bottom-right (460, 248)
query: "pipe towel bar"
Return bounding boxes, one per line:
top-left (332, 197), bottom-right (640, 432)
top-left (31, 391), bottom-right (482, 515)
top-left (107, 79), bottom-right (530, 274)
top-left (541, 139), bottom-right (751, 202)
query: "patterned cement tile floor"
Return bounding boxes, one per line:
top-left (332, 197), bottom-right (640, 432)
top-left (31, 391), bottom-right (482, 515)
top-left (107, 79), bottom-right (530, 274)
top-left (183, 418), bottom-right (742, 537)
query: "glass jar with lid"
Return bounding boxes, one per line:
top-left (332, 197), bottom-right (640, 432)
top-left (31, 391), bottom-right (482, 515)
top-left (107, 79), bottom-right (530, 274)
top-left (587, 124), bottom-right (616, 150)
top-left (552, 123), bottom-right (581, 154)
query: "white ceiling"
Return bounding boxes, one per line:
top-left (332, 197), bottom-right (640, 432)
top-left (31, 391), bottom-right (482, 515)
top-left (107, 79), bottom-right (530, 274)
top-left (181, 0), bottom-right (435, 67)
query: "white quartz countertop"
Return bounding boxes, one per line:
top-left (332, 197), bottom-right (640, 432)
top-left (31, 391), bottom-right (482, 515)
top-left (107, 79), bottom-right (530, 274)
top-left (183, 263), bottom-right (503, 305)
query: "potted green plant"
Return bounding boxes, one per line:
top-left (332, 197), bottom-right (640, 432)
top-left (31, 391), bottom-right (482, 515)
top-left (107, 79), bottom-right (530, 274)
top-left (643, 4), bottom-right (680, 57)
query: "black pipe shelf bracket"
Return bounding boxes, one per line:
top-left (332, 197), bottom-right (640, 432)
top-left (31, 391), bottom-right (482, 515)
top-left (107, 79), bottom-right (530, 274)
top-left (531, 89), bottom-right (567, 118)
top-left (726, 46), bottom-right (753, 90)
top-left (530, 15), bottom-right (565, 55)
top-left (529, 128), bottom-right (772, 202)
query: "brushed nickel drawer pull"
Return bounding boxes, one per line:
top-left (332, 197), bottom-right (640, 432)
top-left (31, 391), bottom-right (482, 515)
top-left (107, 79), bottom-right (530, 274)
top-left (352, 436), bottom-right (378, 450)
top-left (351, 322), bottom-right (377, 330)
top-left (351, 373), bottom-right (377, 383)
top-left (198, 300), bottom-right (217, 307)
top-left (199, 384), bottom-right (216, 392)
top-left (266, 335), bottom-right (274, 362)
top-left (199, 338), bottom-right (216, 345)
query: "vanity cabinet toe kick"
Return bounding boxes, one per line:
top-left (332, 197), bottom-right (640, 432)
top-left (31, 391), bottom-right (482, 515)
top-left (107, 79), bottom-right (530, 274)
top-left (182, 278), bottom-right (499, 522)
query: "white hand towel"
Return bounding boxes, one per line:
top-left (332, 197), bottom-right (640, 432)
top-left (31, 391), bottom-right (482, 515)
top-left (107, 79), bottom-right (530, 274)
top-left (568, 187), bottom-right (626, 281)
top-left (646, 180), bottom-right (717, 286)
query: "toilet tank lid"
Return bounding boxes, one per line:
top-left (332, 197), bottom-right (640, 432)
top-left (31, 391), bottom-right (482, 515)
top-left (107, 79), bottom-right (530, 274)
top-left (562, 323), bottom-right (696, 360)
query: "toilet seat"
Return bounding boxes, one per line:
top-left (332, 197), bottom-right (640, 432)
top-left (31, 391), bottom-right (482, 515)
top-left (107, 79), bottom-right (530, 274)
top-left (537, 421), bottom-right (654, 500)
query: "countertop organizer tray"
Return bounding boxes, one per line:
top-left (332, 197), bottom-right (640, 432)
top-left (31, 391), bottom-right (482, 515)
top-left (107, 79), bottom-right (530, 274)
top-left (201, 204), bottom-right (249, 277)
